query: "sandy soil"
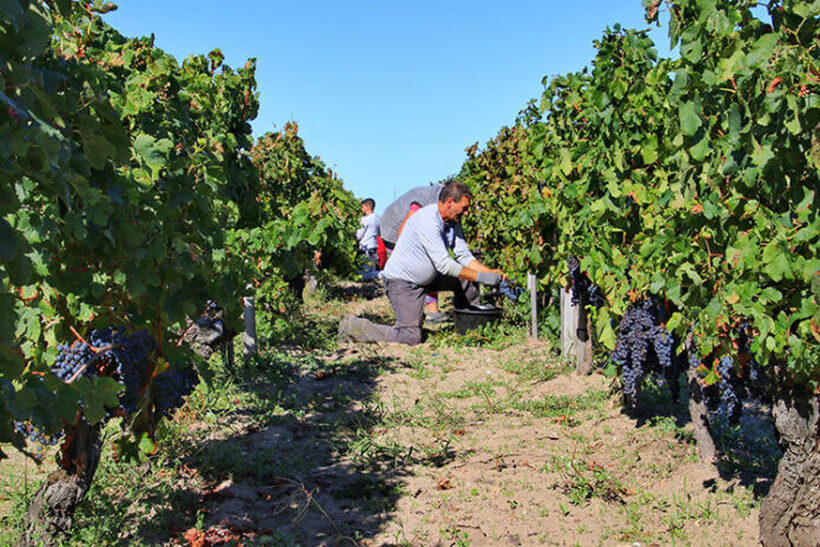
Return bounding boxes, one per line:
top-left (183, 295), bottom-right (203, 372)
top-left (0, 283), bottom-right (776, 546)
top-left (182, 286), bottom-right (771, 546)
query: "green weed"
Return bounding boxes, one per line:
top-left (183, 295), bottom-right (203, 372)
top-left (543, 449), bottom-right (630, 506)
top-left (428, 319), bottom-right (526, 351)
top-left (345, 427), bottom-right (410, 468)
top-left (440, 379), bottom-right (506, 401)
top-left (500, 357), bottom-right (571, 382)
top-left (440, 524), bottom-right (471, 546)
top-left (513, 389), bottom-right (608, 423)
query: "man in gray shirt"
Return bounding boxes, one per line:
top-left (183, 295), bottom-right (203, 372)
top-left (379, 183), bottom-right (445, 321)
top-left (338, 182), bottom-right (503, 345)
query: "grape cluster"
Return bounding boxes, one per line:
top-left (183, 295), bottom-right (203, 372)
top-left (153, 366), bottom-right (199, 418)
top-left (53, 341), bottom-right (94, 381)
top-left (716, 356), bottom-right (743, 422)
top-left (87, 327), bottom-right (157, 413)
top-left (14, 421), bottom-right (63, 447)
top-left (568, 257), bottom-right (605, 309)
top-left (698, 355), bottom-right (744, 424)
top-left (736, 321), bottom-right (769, 401)
top-left (691, 320), bottom-right (770, 426)
top-left (50, 327), bottom-right (198, 420)
top-left (610, 296), bottom-right (683, 410)
top-left (687, 339), bottom-right (700, 370)
top-left (652, 326), bottom-right (674, 369)
top-left (499, 278), bottom-right (524, 301)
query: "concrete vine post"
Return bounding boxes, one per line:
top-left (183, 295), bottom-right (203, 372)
top-left (559, 286), bottom-right (593, 375)
top-left (242, 296), bottom-right (257, 361)
top-left (527, 273), bottom-right (538, 340)
top-left (560, 288), bottom-right (577, 364)
top-left (575, 297), bottom-right (593, 375)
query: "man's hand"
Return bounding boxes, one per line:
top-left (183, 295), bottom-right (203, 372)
top-left (466, 259), bottom-right (505, 278)
top-left (476, 271), bottom-right (502, 287)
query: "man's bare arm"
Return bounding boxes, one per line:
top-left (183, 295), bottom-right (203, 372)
top-left (457, 266), bottom-right (480, 282)
top-left (465, 259), bottom-right (503, 276)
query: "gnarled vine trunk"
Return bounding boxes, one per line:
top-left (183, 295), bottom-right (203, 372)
top-left (23, 418), bottom-right (102, 547)
top-left (686, 365), bottom-right (717, 463)
top-left (759, 379), bottom-right (820, 547)
top-left (684, 334), bottom-right (716, 463)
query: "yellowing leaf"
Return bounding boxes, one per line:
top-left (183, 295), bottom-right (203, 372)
top-left (153, 357), bottom-right (170, 377)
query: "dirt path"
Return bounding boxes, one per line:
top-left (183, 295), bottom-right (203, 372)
top-left (0, 283), bottom-right (775, 546)
top-left (184, 284), bottom-right (771, 546)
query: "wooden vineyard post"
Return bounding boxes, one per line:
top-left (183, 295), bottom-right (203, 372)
top-left (527, 273), bottom-right (538, 339)
top-left (560, 288), bottom-right (576, 363)
top-left (560, 286), bottom-right (593, 374)
top-left (242, 296), bottom-right (257, 361)
top-left (576, 296), bottom-right (593, 375)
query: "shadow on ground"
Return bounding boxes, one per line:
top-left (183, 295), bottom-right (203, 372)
top-left (126, 352), bottom-right (420, 545)
top-left (627, 375), bottom-right (780, 499)
top-left (326, 281), bottom-right (384, 302)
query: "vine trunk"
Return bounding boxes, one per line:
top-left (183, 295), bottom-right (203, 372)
top-left (23, 419), bottom-right (102, 547)
top-left (759, 376), bottom-right (820, 546)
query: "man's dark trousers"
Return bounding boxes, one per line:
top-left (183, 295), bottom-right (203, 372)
top-left (384, 275), bottom-right (479, 345)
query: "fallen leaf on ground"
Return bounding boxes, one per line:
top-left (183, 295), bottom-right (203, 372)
top-left (183, 528), bottom-right (206, 547)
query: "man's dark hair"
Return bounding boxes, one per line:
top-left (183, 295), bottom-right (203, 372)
top-left (439, 181), bottom-right (473, 203)
top-left (361, 198), bottom-right (375, 210)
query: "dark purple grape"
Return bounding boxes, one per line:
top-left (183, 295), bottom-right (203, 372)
top-left (50, 327), bottom-right (196, 419)
top-left (610, 296), bottom-right (684, 411)
top-left (567, 257), bottom-right (605, 308)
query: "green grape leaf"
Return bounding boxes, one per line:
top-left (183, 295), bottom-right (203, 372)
top-left (76, 376), bottom-right (123, 425)
top-left (80, 128), bottom-right (118, 170)
top-left (741, 34), bottom-right (778, 71)
top-left (596, 309), bottom-right (616, 350)
top-left (133, 135), bottom-right (173, 180)
top-left (765, 254), bottom-right (792, 282)
top-left (679, 101), bottom-right (701, 136)
top-left (559, 148), bottom-right (573, 176)
top-left (689, 133), bottom-right (710, 160)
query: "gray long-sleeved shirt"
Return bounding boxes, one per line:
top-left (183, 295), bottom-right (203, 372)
top-left (356, 213), bottom-right (380, 251)
top-left (381, 203), bottom-right (476, 286)
top-left (379, 184), bottom-right (443, 245)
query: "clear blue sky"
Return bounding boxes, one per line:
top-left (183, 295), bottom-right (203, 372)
top-left (104, 1), bottom-right (671, 215)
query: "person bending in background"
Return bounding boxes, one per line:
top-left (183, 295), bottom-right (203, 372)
top-left (356, 198), bottom-right (380, 272)
top-left (338, 182), bottom-right (503, 345)
top-left (379, 183), bottom-right (445, 323)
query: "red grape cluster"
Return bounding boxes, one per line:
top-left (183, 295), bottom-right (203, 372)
top-left (610, 297), bottom-right (684, 410)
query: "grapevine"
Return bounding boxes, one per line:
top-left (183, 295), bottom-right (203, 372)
top-left (456, 2), bottom-right (819, 538)
top-left (567, 257), bottom-right (605, 309)
top-left (610, 296), bottom-right (684, 411)
top-left (52, 327), bottom-right (196, 420)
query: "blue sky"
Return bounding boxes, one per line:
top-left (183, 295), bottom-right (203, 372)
top-left (105, 1), bottom-right (671, 214)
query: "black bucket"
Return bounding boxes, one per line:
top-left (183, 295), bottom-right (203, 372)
top-left (452, 305), bottom-right (503, 334)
